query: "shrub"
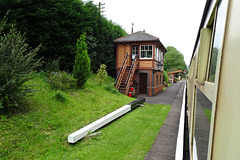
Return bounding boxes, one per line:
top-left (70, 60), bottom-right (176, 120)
top-left (45, 58), bottom-right (61, 72)
top-left (0, 16), bottom-right (42, 109)
top-left (163, 71), bottom-right (169, 84)
top-left (48, 71), bottom-right (77, 91)
top-left (73, 33), bottom-right (91, 88)
top-left (54, 90), bottom-right (68, 102)
top-left (97, 64), bottom-right (108, 85)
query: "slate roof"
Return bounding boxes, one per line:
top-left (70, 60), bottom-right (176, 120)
top-left (114, 31), bottom-right (159, 43)
top-left (114, 31), bottom-right (167, 53)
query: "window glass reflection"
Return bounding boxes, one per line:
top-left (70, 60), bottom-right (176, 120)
top-left (208, 0), bottom-right (228, 82)
top-left (194, 88), bottom-right (212, 160)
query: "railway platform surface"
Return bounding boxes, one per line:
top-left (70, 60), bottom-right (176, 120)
top-left (137, 80), bottom-right (185, 160)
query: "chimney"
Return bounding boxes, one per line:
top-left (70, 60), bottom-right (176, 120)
top-left (131, 22), bottom-right (134, 34)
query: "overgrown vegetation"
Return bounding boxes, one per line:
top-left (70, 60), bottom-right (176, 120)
top-left (73, 34), bottom-right (90, 88)
top-left (0, 73), bottom-right (171, 159)
top-left (54, 90), bottom-right (68, 102)
top-left (0, 16), bottom-right (42, 109)
top-left (48, 71), bottom-right (77, 91)
top-left (0, 0), bottom-right (127, 76)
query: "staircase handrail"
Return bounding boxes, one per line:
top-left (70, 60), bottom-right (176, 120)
top-left (114, 53), bottom-right (129, 89)
top-left (125, 57), bottom-right (139, 95)
top-left (125, 59), bottom-right (135, 86)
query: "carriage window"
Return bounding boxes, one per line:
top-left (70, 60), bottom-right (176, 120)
top-left (194, 88), bottom-right (212, 160)
top-left (208, 0), bottom-right (228, 82)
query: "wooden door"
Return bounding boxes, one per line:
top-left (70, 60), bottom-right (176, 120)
top-left (139, 73), bottom-right (147, 94)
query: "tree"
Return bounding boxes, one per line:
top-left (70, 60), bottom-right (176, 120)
top-left (97, 64), bottom-right (108, 85)
top-left (164, 46), bottom-right (187, 72)
top-left (73, 33), bottom-right (90, 88)
top-left (0, 17), bottom-right (42, 109)
top-left (0, 0), bottom-right (127, 75)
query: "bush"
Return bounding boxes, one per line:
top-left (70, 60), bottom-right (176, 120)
top-left (48, 71), bottom-right (77, 91)
top-left (0, 16), bottom-right (42, 109)
top-left (97, 64), bottom-right (108, 85)
top-left (45, 58), bottom-right (60, 72)
top-left (54, 90), bottom-right (68, 102)
top-left (163, 71), bottom-right (169, 84)
top-left (73, 33), bottom-right (91, 88)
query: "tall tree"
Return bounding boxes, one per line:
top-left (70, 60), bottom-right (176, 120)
top-left (164, 46), bottom-right (187, 72)
top-left (0, 0), bottom-right (127, 76)
top-left (73, 33), bottom-right (90, 88)
top-left (0, 17), bottom-right (42, 109)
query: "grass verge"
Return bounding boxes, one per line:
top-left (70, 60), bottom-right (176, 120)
top-left (0, 73), bottom-right (171, 159)
top-left (69, 103), bottom-right (171, 160)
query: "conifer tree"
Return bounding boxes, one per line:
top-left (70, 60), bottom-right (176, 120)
top-left (73, 34), bottom-right (90, 88)
top-left (0, 16), bottom-right (42, 109)
top-left (97, 64), bottom-right (108, 85)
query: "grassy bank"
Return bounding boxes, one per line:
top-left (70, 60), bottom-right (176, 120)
top-left (0, 73), bottom-right (171, 159)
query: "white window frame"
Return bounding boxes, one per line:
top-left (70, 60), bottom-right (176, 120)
top-left (140, 45), bottom-right (153, 59)
top-left (155, 47), bottom-right (158, 61)
top-left (159, 50), bottom-right (163, 63)
top-left (132, 45), bottom-right (139, 59)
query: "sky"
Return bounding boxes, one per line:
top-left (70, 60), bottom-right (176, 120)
top-left (85, 0), bottom-right (206, 65)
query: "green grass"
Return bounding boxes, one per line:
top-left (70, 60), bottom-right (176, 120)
top-left (0, 73), bottom-right (171, 159)
top-left (203, 108), bottom-right (212, 122)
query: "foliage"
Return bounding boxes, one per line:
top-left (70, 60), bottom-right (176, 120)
top-left (0, 1), bottom-right (127, 76)
top-left (164, 46), bottom-right (187, 72)
top-left (163, 71), bottom-right (169, 84)
top-left (45, 58), bottom-right (61, 72)
top-left (97, 64), bottom-right (108, 85)
top-left (0, 72), bottom-right (170, 159)
top-left (54, 90), bottom-right (68, 102)
top-left (48, 71), bottom-right (77, 91)
top-left (0, 74), bottom-right (134, 159)
top-left (73, 34), bottom-right (91, 88)
top-left (0, 17), bottom-right (42, 109)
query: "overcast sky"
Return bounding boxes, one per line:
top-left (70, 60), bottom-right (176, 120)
top-left (85, 0), bottom-right (206, 65)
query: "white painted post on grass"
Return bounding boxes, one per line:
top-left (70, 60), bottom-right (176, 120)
top-left (68, 105), bottom-right (131, 143)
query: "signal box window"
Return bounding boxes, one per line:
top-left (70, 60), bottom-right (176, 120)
top-left (132, 46), bottom-right (139, 60)
top-left (140, 45), bottom-right (153, 59)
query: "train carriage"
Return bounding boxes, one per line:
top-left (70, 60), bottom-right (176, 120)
top-left (186, 0), bottom-right (240, 159)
